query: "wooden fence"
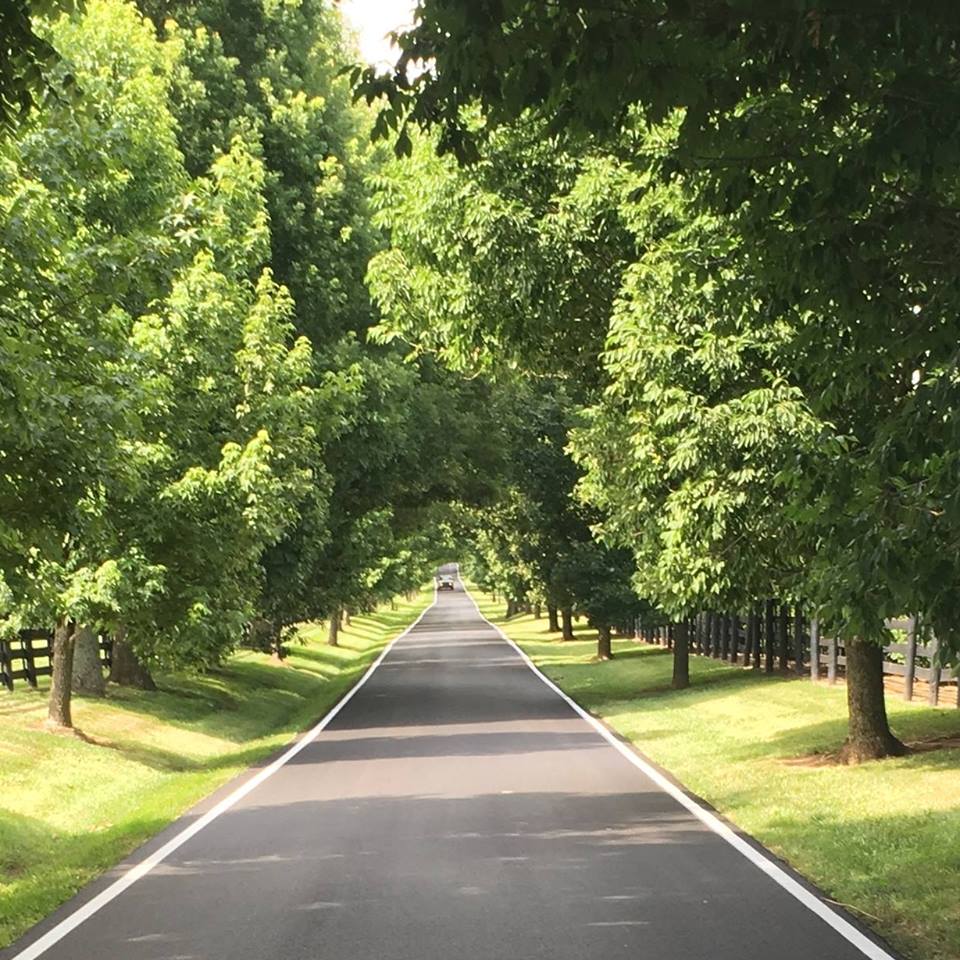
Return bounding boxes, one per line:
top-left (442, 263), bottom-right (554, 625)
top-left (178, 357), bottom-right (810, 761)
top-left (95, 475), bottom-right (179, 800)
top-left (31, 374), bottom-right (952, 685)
top-left (634, 605), bottom-right (960, 707)
top-left (0, 630), bottom-right (112, 692)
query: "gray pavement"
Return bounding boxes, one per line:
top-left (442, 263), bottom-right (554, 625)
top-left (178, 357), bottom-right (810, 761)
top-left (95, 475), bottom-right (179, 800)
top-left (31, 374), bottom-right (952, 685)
top-left (6, 568), bottom-right (893, 960)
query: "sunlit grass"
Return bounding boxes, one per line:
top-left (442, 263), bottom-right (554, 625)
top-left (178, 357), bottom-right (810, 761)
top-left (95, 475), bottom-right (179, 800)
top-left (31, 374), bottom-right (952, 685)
top-left (0, 586), bottom-right (432, 948)
top-left (471, 589), bottom-right (960, 960)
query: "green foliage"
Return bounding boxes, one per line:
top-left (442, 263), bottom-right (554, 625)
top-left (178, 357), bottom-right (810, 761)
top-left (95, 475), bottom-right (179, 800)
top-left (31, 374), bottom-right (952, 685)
top-left (148, 0), bottom-right (380, 346)
top-left (571, 163), bottom-right (819, 617)
top-left (0, 0), bottom-right (477, 720)
top-left (368, 119), bottom-right (631, 379)
top-left (0, 0), bottom-right (184, 636)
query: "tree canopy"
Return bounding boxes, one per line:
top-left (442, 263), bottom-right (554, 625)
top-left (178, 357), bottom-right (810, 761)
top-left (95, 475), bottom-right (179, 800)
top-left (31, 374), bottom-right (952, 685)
top-left (356, 0), bottom-right (960, 761)
top-left (5, 0), bottom-right (959, 764)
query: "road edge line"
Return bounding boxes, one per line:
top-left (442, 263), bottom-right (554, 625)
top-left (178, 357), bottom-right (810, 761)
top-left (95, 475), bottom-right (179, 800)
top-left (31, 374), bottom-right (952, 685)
top-left (459, 576), bottom-right (900, 960)
top-left (9, 584), bottom-right (438, 960)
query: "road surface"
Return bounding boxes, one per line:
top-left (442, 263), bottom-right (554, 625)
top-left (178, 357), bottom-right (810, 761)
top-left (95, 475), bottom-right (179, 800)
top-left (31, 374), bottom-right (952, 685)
top-left (7, 568), bottom-right (895, 960)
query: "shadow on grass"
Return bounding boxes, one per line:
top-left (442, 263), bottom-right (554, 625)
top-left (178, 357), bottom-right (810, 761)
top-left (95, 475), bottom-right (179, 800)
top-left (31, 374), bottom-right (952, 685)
top-left (761, 807), bottom-right (960, 960)
top-left (523, 634), bottom-right (960, 766)
top-left (764, 712), bottom-right (960, 769)
top-left (534, 640), bottom-right (764, 701)
top-left (0, 808), bottom-right (171, 948)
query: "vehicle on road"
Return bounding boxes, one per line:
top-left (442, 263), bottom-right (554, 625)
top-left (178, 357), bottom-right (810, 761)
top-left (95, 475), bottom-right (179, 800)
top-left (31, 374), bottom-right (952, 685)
top-left (437, 574), bottom-right (455, 591)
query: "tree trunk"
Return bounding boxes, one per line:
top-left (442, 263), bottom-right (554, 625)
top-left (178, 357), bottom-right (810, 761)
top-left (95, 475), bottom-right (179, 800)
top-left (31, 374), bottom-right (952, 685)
top-left (48, 618), bottom-right (75, 729)
top-left (561, 607), bottom-right (574, 641)
top-left (272, 623), bottom-right (286, 662)
top-left (108, 630), bottom-right (156, 690)
top-left (672, 620), bottom-right (690, 690)
top-left (71, 625), bottom-right (105, 697)
top-left (597, 624), bottom-right (613, 660)
top-left (328, 609), bottom-right (340, 647)
top-left (547, 604), bottom-right (559, 632)
top-left (505, 598), bottom-right (516, 619)
top-left (343, 609), bottom-right (352, 627)
top-left (840, 638), bottom-right (907, 763)
top-left (533, 602), bottom-right (541, 620)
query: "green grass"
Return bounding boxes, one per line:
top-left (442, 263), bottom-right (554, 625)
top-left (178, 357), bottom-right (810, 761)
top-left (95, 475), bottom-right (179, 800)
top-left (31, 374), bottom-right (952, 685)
top-left (471, 589), bottom-right (960, 960)
top-left (0, 586), bottom-right (432, 949)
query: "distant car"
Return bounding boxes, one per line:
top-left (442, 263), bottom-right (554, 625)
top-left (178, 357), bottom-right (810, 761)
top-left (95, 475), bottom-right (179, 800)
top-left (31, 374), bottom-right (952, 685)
top-left (437, 575), bottom-right (455, 591)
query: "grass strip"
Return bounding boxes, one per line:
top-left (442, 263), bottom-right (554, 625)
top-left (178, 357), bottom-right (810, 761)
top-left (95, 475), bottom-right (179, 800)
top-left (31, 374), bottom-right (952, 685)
top-left (0, 586), bottom-right (432, 948)
top-left (472, 590), bottom-right (960, 960)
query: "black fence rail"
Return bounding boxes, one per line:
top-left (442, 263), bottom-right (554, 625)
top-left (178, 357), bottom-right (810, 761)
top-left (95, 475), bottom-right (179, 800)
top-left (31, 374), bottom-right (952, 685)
top-left (0, 630), bottom-right (112, 692)
top-left (634, 606), bottom-right (959, 707)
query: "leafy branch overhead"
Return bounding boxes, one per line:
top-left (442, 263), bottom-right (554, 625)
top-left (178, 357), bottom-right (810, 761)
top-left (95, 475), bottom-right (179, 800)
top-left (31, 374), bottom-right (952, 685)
top-left (0, 1), bottom-right (81, 133)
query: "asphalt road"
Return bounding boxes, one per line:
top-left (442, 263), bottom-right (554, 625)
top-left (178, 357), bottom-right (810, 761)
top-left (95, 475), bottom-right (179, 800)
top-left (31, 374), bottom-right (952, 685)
top-left (8, 568), bottom-right (894, 960)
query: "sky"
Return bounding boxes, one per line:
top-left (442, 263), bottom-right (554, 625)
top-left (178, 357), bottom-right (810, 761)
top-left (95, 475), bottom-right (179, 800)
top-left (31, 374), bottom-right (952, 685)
top-left (339, 0), bottom-right (417, 71)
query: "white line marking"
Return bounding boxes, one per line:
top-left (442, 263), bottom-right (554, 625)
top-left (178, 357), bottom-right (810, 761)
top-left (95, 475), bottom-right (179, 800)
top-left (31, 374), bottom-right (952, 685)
top-left (459, 574), bottom-right (899, 960)
top-left (11, 585), bottom-right (437, 960)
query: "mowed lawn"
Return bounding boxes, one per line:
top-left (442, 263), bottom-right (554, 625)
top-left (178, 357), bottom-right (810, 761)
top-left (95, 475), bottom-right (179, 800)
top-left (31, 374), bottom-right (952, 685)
top-left (0, 586), bottom-right (432, 949)
top-left (471, 590), bottom-right (960, 960)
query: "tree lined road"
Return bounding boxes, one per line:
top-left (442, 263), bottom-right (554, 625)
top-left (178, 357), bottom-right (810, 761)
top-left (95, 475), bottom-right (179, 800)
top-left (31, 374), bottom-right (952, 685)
top-left (7, 573), bottom-right (892, 960)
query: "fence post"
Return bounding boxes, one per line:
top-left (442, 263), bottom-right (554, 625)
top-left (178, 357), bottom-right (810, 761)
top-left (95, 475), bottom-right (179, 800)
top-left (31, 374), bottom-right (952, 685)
top-left (809, 618), bottom-right (820, 681)
top-left (711, 613), bottom-right (720, 659)
top-left (751, 607), bottom-right (761, 669)
top-left (764, 600), bottom-right (775, 673)
top-left (827, 632), bottom-right (838, 684)
top-left (0, 638), bottom-right (11, 692)
top-left (793, 608), bottom-right (804, 676)
top-left (23, 635), bottom-right (37, 688)
top-left (928, 631), bottom-right (941, 707)
top-left (730, 614), bottom-right (740, 665)
top-left (903, 615), bottom-right (918, 702)
top-left (100, 634), bottom-right (113, 670)
top-left (720, 614), bottom-right (730, 661)
top-left (778, 604), bottom-right (789, 671)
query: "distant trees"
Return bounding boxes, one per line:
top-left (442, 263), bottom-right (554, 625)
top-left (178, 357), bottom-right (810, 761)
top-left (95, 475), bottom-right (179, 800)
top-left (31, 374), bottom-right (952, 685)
top-left (369, 119), bottom-right (645, 663)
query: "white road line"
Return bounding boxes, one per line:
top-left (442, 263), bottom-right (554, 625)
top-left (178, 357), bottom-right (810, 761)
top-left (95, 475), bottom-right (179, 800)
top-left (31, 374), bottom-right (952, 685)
top-left (459, 575), bottom-right (899, 960)
top-left (10, 585), bottom-right (438, 960)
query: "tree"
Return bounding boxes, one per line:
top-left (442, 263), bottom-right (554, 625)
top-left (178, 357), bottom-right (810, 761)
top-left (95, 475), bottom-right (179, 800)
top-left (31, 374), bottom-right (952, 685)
top-left (368, 119), bottom-right (630, 380)
top-left (361, 1), bottom-right (960, 759)
top-left (146, 0), bottom-right (381, 348)
top-left (0, 0), bottom-right (362, 727)
top-left (0, 0), bottom-right (184, 726)
top-left (552, 542), bottom-right (641, 661)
